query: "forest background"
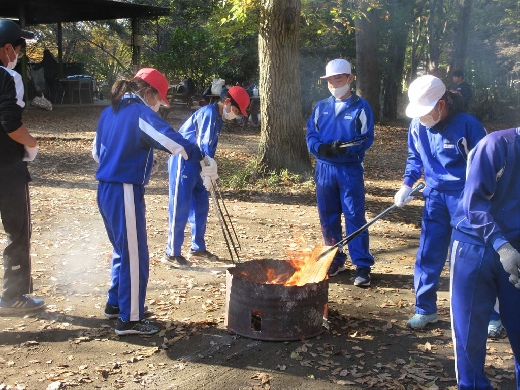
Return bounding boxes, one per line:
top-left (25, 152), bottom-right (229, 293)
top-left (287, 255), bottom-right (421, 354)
top-left (24, 0), bottom-right (519, 174)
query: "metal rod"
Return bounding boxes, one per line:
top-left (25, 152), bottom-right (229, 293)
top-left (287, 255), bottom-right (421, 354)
top-left (319, 182), bottom-right (425, 258)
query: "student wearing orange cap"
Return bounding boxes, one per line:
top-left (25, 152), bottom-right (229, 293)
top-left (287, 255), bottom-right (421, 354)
top-left (164, 86), bottom-right (250, 267)
top-left (92, 68), bottom-right (207, 335)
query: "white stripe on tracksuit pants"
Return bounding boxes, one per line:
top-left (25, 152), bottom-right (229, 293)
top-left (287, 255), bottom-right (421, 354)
top-left (97, 181), bottom-right (149, 322)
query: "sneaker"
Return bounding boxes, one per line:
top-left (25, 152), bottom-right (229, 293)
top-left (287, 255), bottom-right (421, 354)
top-left (0, 295), bottom-right (45, 315)
top-left (115, 318), bottom-right (161, 336)
top-left (407, 313), bottom-right (439, 329)
top-left (488, 319), bottom-right (504, 338)
top-left (327, 263), bottom-right (347, 277)
top-left (104, 303), bottom-right (150, 319)
top-left (188, 250), bottom-right (219, 261)
top-left (161, 254), bottom-right (192, 268)
top-left (353, 268), bottom-right (371, 287)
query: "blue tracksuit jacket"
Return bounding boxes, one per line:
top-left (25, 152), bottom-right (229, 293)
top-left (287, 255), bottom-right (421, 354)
top-left (449, 128), bottom-right (520, 389)
top-left (94, 94), bottom-right (201, 322)
top-left (402, 112), bottom-right (486, 316)
top-left (166, 103), bottom-right (223, 257)
top-left (306, 94), bottom-right (375, 269)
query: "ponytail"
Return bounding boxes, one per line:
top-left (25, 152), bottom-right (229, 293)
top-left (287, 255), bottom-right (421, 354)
top-left (110, 77), bottom-right (155, 111)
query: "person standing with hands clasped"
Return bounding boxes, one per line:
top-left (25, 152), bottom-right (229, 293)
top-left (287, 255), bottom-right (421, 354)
top-left (394, 75), bottom-right (486, 329)
top-left (92, 68), bottom-right (208, 335)
top-left (164, 86), bottom-right (249, 267)
top-left (450, 128), bottom-right (520, 389)
top-left (0, 19), bottom-right (45, 314)
top-left (306, 58), bottom-right (375, 286)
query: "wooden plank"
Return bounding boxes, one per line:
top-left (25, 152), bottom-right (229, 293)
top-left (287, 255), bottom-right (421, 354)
top-left (296, 244), bottom-right (337, 286)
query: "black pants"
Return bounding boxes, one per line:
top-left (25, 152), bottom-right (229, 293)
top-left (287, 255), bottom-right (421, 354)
top-left (0, 182), bottom-right (32, 301)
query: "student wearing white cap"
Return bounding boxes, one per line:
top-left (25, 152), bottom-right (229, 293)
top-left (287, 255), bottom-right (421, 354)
top-left (394, 75), bottom-right (486, 329)
top-left (306, 58), bottom-right (375, 286)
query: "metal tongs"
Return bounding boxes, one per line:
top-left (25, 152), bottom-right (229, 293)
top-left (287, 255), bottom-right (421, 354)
top-left (338, 135), bottom-right (369, 149)
top-left (204, 157), bottom-right (241, 264)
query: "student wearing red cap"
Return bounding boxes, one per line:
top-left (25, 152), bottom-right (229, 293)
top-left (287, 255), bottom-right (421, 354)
top-left (164, 86), bottom-right (250, 267)
top-left (93, 68), bottom-right (207, 335)
top-left (0, 19), bottom-right (45, 315)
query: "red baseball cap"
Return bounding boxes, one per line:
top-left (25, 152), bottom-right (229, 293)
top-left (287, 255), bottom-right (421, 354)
top-left (135, 68), bottom-right (170, 107)
top-left (228, 86), bottom-right (250, 117)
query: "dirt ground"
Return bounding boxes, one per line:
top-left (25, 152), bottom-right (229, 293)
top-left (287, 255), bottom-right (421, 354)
top-left (0, 103), bottom-right (517, 390)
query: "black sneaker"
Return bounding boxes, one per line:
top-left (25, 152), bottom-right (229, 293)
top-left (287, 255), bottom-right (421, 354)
top-left (104, 303), bottom-right (150, 319)
top-left (0, 295), bottom-right (45, 315)
top-left (327, 263), bottom-right (347, 277)
top-left (161, 254), bottom-right (192, 268)
top-left (353, 268), bottom-right (371, 287)
top-left (188, 250), bottom-right (219, 261)
top-left (115, 318), bottom-right (161, 336)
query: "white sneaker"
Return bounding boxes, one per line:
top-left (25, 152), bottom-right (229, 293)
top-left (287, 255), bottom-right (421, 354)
top-left (407, 313), bottom-right (438, 329)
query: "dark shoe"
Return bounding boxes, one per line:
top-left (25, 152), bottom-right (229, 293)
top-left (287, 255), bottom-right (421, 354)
top-left (353, 268), bottom-right (371, 287)
top-left (188, 250), bottom-right (219, 261)
top-left (327, 263), bottom-right (347, 277)
top-left (161, 254), bottom-right (192, 268)
top-left (0, 295), bottom-right (45, 315)
top-left (104, 303), bottom-right (150, 319)
top-left (115, 318), bottom-right (161, 336)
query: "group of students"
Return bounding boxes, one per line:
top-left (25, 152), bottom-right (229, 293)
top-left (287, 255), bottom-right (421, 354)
top-left (1, 18), bottom-right (518, 387)
top-left (310, 58), bottom-right (519, 389)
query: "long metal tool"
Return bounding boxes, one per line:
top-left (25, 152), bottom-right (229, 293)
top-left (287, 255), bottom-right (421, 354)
top-left (318, 182), bottom-right (425, 259)
top-left (204, 158), bottom-right (241, 263)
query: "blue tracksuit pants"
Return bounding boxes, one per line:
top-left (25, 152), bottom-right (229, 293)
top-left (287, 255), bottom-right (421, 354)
top-left (450, 240), bottom-right (520, 389)
top-left (414, 187), bottom-right (461, 315)
top-left (166, 154), bottom-right (209, 257)
top-left (97, 181), bottom-right (149, 322)
top-left (315, 161), bottom-right (374, 269)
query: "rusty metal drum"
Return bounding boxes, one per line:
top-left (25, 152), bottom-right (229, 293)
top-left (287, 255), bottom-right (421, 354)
top-left (225, 259), bottom-right (329, 341)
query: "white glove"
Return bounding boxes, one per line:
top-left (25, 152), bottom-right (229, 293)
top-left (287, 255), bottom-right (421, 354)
top-left (200, 156), bottom-right (218, 181)
top-left (23, 145), bottom-right (39, 161)
top-left (202, 175), bottom-right (214, 192)
top-left (497, 243), bottom-right (520, 289)
top-left (394, 185), bottom-right (413, 207)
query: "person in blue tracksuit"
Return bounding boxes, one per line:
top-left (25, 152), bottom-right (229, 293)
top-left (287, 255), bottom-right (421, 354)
top-left (93, 68), bottom-right (205, 336)
top-left (306, 58), bottom-right (375, 287)
top-left (450, 128), bottom-right (520, 389)
top-left (165, 86), bottom-right (250, 267)
top-left (394, 75), bottom-right (486, 329)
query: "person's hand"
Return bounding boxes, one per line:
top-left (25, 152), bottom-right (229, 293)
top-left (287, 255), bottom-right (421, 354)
top-left (200, 156), bottom-right (218, 181)
top-left (394, 185), bottom-right (413, 207)
top-left (23, 145), bottom-right (39, 161)
top-left (318, 140), bottom-right (345, 157)
top-left (202, 175), bottom-right (214, 192)
top-left (497, 243), bottom-right (520, 289)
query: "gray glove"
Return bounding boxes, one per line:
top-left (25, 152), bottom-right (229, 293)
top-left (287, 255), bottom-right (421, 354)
top-left (497, 242), bottom-right (520, 289)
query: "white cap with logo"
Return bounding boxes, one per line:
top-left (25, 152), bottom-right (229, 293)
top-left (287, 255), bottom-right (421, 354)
top-left (405, 75), bottom-right (446, 118)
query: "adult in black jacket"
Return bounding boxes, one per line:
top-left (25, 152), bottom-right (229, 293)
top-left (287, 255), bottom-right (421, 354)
top-left (0, 19), bottom-right (44, 315)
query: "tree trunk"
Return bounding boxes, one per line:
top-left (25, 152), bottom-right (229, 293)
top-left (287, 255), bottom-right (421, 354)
top-left (354, 6), bottom-right (380, 122)
top-left (257, 0), bottom-right (312, 174)
top-left (450, 0), bottom-right (473, 72)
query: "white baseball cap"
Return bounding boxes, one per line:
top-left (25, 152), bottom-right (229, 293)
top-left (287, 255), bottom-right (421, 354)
top-left (320, 59), bottom-right (352, 79)
top-left (405, 75), bottom-right (446, 118)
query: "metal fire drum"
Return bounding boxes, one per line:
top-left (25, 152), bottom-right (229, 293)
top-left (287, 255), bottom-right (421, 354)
top-left (225, 259), bottom-right (329, 341)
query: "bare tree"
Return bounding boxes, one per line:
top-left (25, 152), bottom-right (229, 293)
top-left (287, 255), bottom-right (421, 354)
top-left (257, 0), bottom-right (312, 174)
top-left (354, 4), bottom-right (380, 122)
top-left (449, 0), bottom-right (473, 72)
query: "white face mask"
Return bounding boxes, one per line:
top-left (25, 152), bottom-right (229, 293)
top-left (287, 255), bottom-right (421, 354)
top-left (222, 103), bottom-right (237, 120)
top-left (419, 107), bottom-right (441, 127)
top-left (329, 82), bottom-right (350, 99)
top-left (6, 46), bottom-right (17, 70)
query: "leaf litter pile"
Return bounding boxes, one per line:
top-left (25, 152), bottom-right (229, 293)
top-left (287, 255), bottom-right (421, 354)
top-left (0, 105), bottom-right (516, 389)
